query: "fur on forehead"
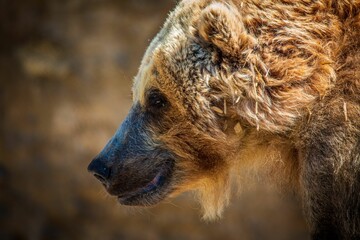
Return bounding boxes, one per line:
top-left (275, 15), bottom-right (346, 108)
top-left (132, 0), bottom-right (256, 103)
top-left (132, 0), bottom-right (210, 104)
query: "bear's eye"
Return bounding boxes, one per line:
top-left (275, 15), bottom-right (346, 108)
top-left (147, 89), bottom-right (168, 110)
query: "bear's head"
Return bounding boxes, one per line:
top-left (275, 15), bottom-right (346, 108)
top-left (88, 0), bottom-right (337, 218)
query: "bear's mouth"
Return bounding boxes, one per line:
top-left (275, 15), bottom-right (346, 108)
top-left (115, 162), bottom-right (174, 206)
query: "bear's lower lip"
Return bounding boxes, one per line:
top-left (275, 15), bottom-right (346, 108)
top-left (118, 171), bottom-right (163, 198)
top-left (116, 165), bottom-right (173, 206)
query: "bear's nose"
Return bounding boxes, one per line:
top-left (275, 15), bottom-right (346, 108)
top-left (88, 157), bottom-right (111, 185)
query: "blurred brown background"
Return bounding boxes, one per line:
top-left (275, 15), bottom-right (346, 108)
top-left (0, 0), bottom-right (309, 239)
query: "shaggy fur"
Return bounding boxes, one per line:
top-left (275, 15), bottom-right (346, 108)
top-left (89, 1), bottom-right (360, 239)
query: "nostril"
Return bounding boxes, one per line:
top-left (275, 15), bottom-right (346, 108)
top-left (93, 173), bottom-right (107, 184)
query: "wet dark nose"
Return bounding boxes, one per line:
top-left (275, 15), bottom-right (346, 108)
top-left (87, 157), bottom-right (111, 184)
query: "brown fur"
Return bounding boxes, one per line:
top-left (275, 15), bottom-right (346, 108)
top-left (90, 0), bottom-right (360, 238)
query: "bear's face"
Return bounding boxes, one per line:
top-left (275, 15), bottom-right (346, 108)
top-left (88, 1), bottom-right (239, 209)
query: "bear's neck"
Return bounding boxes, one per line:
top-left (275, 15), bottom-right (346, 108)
top-left (233, 130), bottom-right (300, 191)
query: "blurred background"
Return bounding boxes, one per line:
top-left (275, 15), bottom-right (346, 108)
top-left (0, 0), bottom-right (309, 239)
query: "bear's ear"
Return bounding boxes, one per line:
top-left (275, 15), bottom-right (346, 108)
top-left (198, 3), bottom-right (255, 55)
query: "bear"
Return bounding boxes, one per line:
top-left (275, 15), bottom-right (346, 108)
top-left (88, 0), bottom-right (360, 239)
